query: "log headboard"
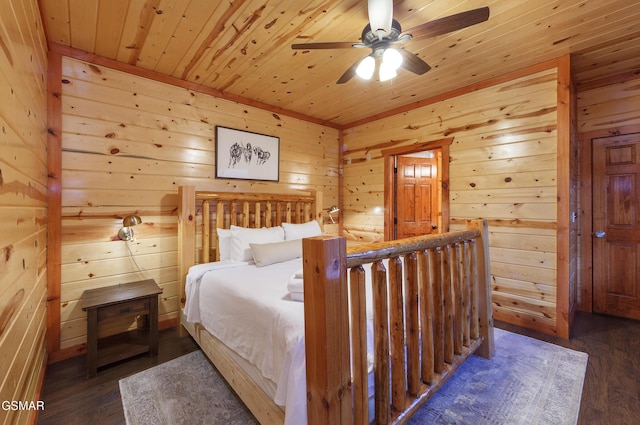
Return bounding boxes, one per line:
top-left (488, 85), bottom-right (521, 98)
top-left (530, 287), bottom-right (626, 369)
top-left (177, 186), bottom-right (323, 307)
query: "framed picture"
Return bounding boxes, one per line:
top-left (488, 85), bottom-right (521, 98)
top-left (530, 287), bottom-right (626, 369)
top-left (215, 126), bottom-right (280, 182)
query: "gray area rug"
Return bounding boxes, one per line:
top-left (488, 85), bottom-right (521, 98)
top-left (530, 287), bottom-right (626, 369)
top-left (408, 329), bottom-right (587, 424)
top-left (119, 328), bottom-right (587, 425)
top-left (119, 350), bottom-right (258, 425)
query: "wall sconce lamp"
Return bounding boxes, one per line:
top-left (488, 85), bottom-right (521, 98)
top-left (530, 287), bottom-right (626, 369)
top-left (118, 215), bottom-right (142, 241)
top-left (327, 206), bottom-right (340, 224)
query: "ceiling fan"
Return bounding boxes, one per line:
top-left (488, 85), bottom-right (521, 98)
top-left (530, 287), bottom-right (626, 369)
top-left (291, 0), bottom-right (490, 84)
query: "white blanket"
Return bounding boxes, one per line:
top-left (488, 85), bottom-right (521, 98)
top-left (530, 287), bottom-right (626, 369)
top-left (184, 260), bottom-right (249, 323)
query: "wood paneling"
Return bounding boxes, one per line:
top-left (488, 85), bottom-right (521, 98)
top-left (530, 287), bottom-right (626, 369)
top-left (0, 0), bottom-right (633, 412)
top-left (0, 0), bottom-right (48, 423)
top-left (38, 0), bottom-right (640, 126)
top-left (53, 56), bottom-right (339, 354)
top-left (342, 61), bottom-right (572, 336)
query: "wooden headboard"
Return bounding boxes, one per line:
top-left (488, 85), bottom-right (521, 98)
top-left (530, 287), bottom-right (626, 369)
top-left (177, 186), bottom-right (323, 307)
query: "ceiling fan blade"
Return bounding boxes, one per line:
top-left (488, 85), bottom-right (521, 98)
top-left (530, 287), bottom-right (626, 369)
top-left (398, 49), bottom-right (431, 75)
top-left (404, 7), bottom-right (490, 40)
top-left (336, 56), bottom-right (366, 84)
top-left (291, 41), bottom-right (360, 50)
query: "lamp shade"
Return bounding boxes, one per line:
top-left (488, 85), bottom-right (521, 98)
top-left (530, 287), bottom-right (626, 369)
top-left (356, 55), bottom-right (375, 80)
top-left (382, 48), bottom-right (403, 70)
top-left (122, 215), bottom-right (142, 227)
top-left (379, 61), bottom-right (397, 81)
top-left (368, 0), bottom-right (393, 39)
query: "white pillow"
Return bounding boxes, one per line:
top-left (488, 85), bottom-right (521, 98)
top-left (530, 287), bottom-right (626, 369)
top-left (250, 239), bottom-right (302, 267)
top-left (216, 228), bottom-right (231, 261)
top-left (282, 220), bottom-right (322, 241)
top-left (230, 225), bottom-right (285, 262)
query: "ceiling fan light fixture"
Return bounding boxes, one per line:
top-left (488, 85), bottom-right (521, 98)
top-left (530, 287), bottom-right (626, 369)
top-left (356, 55), bottom-right (375, 80)
top-left (368, 0), bottom-right (393, 40)
top-left (292, 3), bottom-right (490, 85)
top-left (382, 48), bottom-right (403, 71)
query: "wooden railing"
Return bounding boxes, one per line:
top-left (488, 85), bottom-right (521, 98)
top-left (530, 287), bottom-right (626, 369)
top-left (302, 219), bottom-right (493, 425)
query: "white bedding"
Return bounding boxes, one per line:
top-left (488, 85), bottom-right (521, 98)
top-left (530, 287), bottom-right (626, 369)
top-left (184, 258), bottom-right (376, 425)
top-left (185, 259), bottom-right (308, 425)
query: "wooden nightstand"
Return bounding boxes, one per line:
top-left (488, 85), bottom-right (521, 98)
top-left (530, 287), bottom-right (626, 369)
top-left (82, 279), bottom-right (162, 378)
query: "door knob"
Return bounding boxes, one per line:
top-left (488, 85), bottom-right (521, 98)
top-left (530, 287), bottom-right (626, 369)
top-left (593, 231), bottom-right (606, 238)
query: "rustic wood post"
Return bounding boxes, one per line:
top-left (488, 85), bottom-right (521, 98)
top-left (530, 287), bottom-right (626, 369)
top-left (404, 252), bottom-right (421, 396)
top-left (349, 266), bottom-right (369, 425)
top-left (178, 186), bottom-right (196, 312)
top-left (467, 219), bottom-right (495, 359)
top-left (202, 200), bottom-right (210, 263)
top-left (312, 190), bottom-right (323, 229)
top-left (372, 260), bottom-right (391, 424)
top-left (303, 236), bottom-right (351, 425)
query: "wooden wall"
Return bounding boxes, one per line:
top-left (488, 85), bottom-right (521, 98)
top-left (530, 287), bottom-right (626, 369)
top-left (0, 0), bottom-right (48, 423)
top-left (51, 56), bottom-right (339, 355)
top-left (577, 78), bottom-right (640, 136)
top-left (577, 74), bottom-right (640, 311)
top-left (342, 60), bottom-right (575, 336)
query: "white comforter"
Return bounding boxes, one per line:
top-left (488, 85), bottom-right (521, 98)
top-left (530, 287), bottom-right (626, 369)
top-left (184, 258), bottom-right (310, 425)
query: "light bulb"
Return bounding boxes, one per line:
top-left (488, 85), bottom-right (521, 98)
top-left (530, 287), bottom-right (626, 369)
top-left (356, 55), bottom-right (375, 80)
top-left (382, 48), bottom-right (403, 71)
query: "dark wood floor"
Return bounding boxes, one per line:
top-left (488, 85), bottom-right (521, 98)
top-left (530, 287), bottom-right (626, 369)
top-left (499, 311), bottom-right (640, 425)
top-left (36, 329), bottom-right (199, 425)
top-left (36, 312), bottom-right (640, 425)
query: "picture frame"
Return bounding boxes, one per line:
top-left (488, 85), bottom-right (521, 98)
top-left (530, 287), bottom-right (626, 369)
top-left (215, 126), bottom-right (280, 182)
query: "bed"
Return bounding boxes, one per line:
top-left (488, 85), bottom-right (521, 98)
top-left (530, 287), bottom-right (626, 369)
top-left (177, 185), bottom-right (494, 425)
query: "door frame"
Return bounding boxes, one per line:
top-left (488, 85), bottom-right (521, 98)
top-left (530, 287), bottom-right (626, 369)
top-left (381, 137), bottom-right (453, 241)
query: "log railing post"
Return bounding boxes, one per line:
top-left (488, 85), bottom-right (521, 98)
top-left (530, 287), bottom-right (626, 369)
top-left (442, 244), bottom-right (454, 364)
top-left (462, 241), bottom-right (472, 347)
top-left (466, 219), bottom-right (494, 359)
top-left (303, 236), bottom-right (351, 425)
top-left (430, 247), bottom-right (445, 373)
top-left (404, 252), bottom-right (420, 396)
top-left (418, 251), bottom-right (434, 384)
top-left (372, 261), bottom-right (390, 424)
top-left (349, 266), bottom-right (368, 425)
top-left (389, 256), bottom-right (407, 411)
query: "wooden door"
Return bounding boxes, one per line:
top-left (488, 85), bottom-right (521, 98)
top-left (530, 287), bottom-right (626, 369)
top-left (396, 156), bottom-right (438, 239)
top-left (593, 134), bottom-right (640, 319)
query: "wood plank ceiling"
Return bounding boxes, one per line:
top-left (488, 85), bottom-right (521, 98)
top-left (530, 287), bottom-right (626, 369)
top-left (39, 0), bottom-right (640, 127)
